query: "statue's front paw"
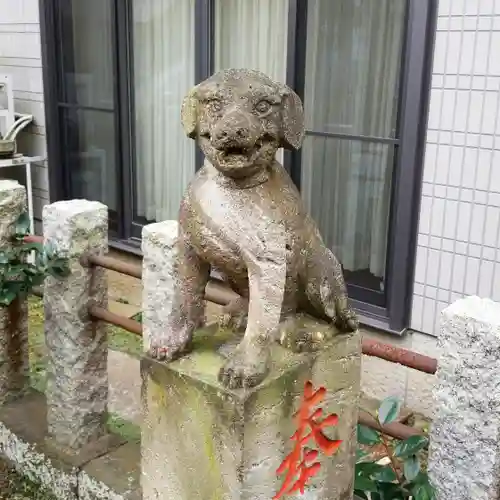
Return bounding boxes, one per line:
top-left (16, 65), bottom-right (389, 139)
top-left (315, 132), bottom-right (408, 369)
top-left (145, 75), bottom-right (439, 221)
top-left (218, 345), bottom-right (270, 389)
top-left (147, 336), bottom-right (193, 361)
top-left (336, 306), bottom-right (358, 333)
top-left (278, 316), bottom-right (333, 353)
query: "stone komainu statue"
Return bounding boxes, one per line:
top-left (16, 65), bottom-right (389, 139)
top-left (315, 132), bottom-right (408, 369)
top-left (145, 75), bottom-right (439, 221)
top-left (148, 68), bottom-right (358, 389)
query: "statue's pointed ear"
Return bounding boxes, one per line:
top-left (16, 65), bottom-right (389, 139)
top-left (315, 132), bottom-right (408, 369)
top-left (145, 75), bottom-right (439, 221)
top-left (181, 86), bottom-right (199, 139)
top-left (280, 86), bottom-right (305, 150)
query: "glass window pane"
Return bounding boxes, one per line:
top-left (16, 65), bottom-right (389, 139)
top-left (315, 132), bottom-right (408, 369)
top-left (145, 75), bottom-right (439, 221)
top-left (63, 109), bottom-right (117, 211)
top-left (301, 136), bottom-right (395, 293)
top-left (304, 0), bottom-right (406, 138)
top-left (57, 0), bottom-right (114, 109)
top-left (132, 0), bottom-right (195, 222)
top-left (214, 0), bottom-right (289, 84)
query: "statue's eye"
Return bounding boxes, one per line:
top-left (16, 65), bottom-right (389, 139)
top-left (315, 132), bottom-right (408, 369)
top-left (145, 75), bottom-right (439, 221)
top-left (255, 100), bottom-right (271, 114)
top-left (208, 100), bottom-right (223, 112)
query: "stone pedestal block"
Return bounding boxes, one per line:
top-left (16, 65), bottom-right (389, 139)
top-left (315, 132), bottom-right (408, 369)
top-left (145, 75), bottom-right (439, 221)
top-left (43, 200), bottom-right (109, 450)
top-left (0, 180), bottom-right (29, 404)
top-left (429, 296), bottom-right (500, 500)
top-left (141, 326), bottom-right (360, 500)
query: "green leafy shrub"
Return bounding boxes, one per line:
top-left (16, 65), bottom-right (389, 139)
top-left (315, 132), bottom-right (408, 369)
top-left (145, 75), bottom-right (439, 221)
top-left (0, 213), bottom-right (70, 305)
top-left (355, 396), bottom-right (436, 500)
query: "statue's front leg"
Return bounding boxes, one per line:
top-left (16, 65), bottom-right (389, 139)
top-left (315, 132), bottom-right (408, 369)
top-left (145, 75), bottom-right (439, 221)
top-left (148, 235), bottom-right (210, 360)
top-left (218, 256), bottom-right (286, 389)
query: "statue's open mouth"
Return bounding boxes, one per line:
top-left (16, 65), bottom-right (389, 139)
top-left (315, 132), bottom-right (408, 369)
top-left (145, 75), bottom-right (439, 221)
top-left (225, 146), bottom-right (249, 156)
top-left (220, 140), bottom-right (264, 162)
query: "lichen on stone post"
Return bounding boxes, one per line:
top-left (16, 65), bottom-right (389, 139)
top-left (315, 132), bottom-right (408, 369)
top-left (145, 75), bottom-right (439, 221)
top-left (43, 200), bottom-right (108, 451)
top-left (0, 180), bottom-right (29, 405)
top-left (429, 296), bottom-right (500, 500)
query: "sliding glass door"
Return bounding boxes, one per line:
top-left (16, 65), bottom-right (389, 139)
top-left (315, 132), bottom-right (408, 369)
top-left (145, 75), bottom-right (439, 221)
top-left (300, 0), bottom-right (407, 306)
top-left (132, 0), bottom-right (196, 226)
top-left (51, 0), bottom-right (120, 234)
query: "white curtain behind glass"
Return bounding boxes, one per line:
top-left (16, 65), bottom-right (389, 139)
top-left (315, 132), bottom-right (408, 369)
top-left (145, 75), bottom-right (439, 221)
top-left (301, 0), bottom-right (405, 280)
top-left (133, 0), bottom-right (195, 222)
top-left (214, 0), bottom-right (289, 163)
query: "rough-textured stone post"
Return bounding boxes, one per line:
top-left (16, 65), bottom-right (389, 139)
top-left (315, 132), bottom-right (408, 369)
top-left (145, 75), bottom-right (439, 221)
top-left (141, 220), bottom-right (179, 354)
top-left (141, 221), bottom-right (360, 500)
top-left (429, 296), bottom-right (500, 500)
top-left (0, 180), bottom-right (29, 404)
top-left (43, 200), bottom-right (108, 451)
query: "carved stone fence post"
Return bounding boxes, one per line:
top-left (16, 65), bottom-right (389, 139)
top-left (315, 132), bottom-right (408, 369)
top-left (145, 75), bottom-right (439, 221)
top-left (429, 296), bottom-right (500, 500)
top-left (0, 180), bottom-right (29, 405)
top-left (140, 220), bottom-right (361, 500)
top-left (43, 200), bottom-right (109, 453)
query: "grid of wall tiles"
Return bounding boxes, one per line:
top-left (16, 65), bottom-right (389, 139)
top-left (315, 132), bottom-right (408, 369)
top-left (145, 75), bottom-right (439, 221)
top-left (0, 0), bottom-right (49, 234)
top-left (411, 0), bottom-right (500, 335)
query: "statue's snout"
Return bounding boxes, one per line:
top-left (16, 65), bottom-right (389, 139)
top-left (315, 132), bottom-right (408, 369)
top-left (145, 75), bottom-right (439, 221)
top-left (211, 110), bottom-right (259, 151)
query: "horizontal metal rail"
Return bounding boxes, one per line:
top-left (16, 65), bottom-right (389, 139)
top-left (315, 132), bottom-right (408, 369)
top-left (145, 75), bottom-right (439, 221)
top-left (90, 305), bottom-right (142, 336)
top-left (362, 338), bottom-right (437, 375)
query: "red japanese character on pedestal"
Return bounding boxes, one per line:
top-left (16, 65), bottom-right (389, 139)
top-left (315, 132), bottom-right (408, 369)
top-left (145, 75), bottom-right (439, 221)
top-left (274, 380), bottom-right (342, 499)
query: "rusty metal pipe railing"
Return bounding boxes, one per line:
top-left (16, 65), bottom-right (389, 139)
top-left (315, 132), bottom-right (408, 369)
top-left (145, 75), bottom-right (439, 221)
top-left (85, 254), bottom-right (142, 279)
top-left (361, 338), bottom-right (437, 375)
top-left (89, 305), bottom-right (143, 336)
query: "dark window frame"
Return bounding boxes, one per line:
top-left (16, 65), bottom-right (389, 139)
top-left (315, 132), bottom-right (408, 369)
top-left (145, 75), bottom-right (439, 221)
top-left (40, 0), bottom-right (437, 332)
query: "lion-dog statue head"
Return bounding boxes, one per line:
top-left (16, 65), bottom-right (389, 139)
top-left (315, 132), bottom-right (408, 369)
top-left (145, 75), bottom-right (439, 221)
top-left (181, 68), bottom-right (304, 181)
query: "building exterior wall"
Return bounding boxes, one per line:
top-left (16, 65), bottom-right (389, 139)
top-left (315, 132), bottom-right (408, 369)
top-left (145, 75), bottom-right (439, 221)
top-left (411, 0), bottom-right (500, 336)
top-left (0, 0), bottom-right (49, 233)
top-left (363, 0), bottom-right (500, 417)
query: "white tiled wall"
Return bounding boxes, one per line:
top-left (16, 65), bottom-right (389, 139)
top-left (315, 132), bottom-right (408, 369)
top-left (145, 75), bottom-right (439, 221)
top-left (0, 0), bottom-right (49, 233)
top-left (411, 0), bottom-right (500, 336)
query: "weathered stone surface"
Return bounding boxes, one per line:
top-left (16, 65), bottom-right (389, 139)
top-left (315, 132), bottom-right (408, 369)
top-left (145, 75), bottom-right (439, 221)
top-left (43, 200), bottom-right (109, 450)
top-left (0, 180), bottom-right (29, 405)
top-left (0, 390), bottom-right (78, 500)
top-left (429, 296), bottom-right (500, 500)
top-left (141, 324), bottom-right (360, 500)
top-left (79, 441), bottom-right (141, 500)
top-left (141, 220), bottom-right (179, 354)
top-left (0, 390), bottom-right (140, 500)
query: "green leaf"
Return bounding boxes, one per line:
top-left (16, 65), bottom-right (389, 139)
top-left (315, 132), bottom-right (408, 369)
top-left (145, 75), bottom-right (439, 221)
top-left (357, 424), bottom-right (381, 445)
top-left (376, 482), bottom-right (407, 499)
top-left (356, 448), bottom-right (369, 462)
top-left (0, 289), bottom-right (17, 306)
top-left (373, 466), bottom-right (398, 483)
top-left (44, 242), bottom-right (55, 259)
top-left (394, 435), bottom-right (428, 458)
top-left (353, 491), bottom-right (369, 500)
top-left (354, 475), bottom-right (378, 492)
top-left (14, 212), bottom-right (30, 236)
top-left (356, 462), bottom-right (386, 477)
top-left (378, 396), bottom-right (402, 425)
top-left (403, 455), bottom-right (421, 482)
top-left (410, 475), bottom-right (436, 500)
